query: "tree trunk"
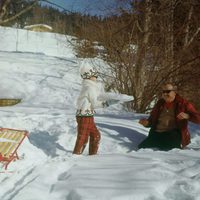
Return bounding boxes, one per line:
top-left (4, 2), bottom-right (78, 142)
top-left (134, 0), bottom-right (152, 112)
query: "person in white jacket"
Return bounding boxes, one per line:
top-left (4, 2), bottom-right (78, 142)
top-left (73, 64), bottom-right (106, 155)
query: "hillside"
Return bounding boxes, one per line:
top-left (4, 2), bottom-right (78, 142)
top-left (0, 26), bottom-right (200, 200)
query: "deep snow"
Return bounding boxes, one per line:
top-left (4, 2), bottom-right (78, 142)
top-left (0, 26), bottom-right (200, 200)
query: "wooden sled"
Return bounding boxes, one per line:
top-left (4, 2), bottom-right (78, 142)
top-left (0, 128), bottom-right (28, 170)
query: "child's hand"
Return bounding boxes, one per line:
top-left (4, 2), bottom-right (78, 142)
top-left (139, 119), bottom-right (149, 127)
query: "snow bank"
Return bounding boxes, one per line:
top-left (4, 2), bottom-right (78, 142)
top-left (0, 26), bottom-right (75, 58)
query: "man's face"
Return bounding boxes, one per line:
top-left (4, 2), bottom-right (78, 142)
top-left (161, 84), bottom-right (176, 102)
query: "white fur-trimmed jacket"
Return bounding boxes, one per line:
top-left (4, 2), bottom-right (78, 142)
top-left (76, 79), bottom-right (104, 116)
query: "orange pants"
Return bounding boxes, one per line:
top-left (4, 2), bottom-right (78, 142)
top-left (73, 116), bottom-right (101, 155)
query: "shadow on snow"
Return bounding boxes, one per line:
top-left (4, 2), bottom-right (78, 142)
top-left (97, 123), bottom-right (146, 152)
top-left (28, 130), bottom-right (70, 157)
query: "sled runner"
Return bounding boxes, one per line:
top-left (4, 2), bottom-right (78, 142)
top-left (0, 128), bottom-right (28, 170)
top-left (0, 99), bottom-right (21, 107)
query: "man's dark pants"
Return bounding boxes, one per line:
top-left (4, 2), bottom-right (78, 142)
top-left (138, 129), bottom-right (181, 150)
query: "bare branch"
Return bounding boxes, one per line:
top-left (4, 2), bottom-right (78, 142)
top-left (186, 27), bottom-right (200, 48)
top-left (0, 0), bottom-right (11, 20)
top-left (0, 0), bottom-right (39, 25)
top-left (184, 4), bottom-right (193, 46)
top-left (0, 0), bottom-right (74, 25)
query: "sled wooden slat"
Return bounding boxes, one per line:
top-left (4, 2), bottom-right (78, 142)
top-left (0, 99), bottom-right (21, 107)
top-left (0, 128), bottom-right (28, 170)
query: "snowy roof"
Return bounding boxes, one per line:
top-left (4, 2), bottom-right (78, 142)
top-left (24, 24), bottom-right (53, 31)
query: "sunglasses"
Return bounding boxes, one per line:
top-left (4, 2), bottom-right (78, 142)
top-left (162, 90), bottom-right (174, 94)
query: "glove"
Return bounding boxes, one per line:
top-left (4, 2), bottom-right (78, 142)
top-left (102, 101), bottom-right (109, 107)
top-left (102, 99), bottom-right (120, 107)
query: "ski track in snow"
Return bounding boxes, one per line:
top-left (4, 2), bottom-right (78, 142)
top-left (0, 35), bottom-right (200, 199)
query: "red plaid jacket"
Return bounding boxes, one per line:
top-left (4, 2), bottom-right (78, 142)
top-left (148, 94), bottom-right (200, 148)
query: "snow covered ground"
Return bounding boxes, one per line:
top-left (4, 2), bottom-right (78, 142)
top-left (0, 26), bottom-right (200, 200)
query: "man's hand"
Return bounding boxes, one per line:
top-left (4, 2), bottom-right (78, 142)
top-left (139, 118), bottom-right (149, 127)
top-left (177, 112), bottom-right (190, 120)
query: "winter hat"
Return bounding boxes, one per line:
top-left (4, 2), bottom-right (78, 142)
top-left (79, 61), bottom-right (98, 79)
